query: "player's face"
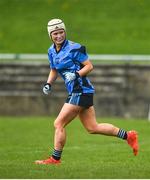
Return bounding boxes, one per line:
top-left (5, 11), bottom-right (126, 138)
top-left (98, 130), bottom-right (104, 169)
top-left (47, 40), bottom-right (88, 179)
top-left (51, 29), bottom-right (66, 45)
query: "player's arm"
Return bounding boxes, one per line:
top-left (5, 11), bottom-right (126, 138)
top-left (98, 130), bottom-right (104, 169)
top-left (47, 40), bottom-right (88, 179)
top-left (77, 59), bottom-right (93, 77)
top-left (47, 68), bottom-right (58, 84)
top-left (43, 69), bottom-right (58, 95)
top-left (64, 60), bottom-right (93, 81)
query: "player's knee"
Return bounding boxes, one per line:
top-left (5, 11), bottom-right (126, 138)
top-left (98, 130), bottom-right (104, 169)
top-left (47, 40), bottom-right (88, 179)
top-left (86, 127), bottom-right (97, 134)
top-left (54, 118), bottom-right (66, 130)
top-left (54, 121), bottom-right (62, 129)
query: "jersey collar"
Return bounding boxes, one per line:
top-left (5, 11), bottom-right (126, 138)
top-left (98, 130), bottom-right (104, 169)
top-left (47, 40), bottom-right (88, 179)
top-left (53, 39), bottom-right (68, 53)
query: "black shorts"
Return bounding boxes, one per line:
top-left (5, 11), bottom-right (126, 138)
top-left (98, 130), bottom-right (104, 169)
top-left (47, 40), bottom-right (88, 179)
top-left (66, 93), bottom-right (94, 108)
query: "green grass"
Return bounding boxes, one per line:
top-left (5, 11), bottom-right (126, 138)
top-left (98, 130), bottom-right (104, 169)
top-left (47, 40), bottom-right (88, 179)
top-left (0, 116), bottom-right (150, 178)
top-left (0, 0), bottom-right (150, 54)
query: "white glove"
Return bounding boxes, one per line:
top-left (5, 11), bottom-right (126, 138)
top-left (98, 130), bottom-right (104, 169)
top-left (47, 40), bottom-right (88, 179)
top-left (65, 72), bottom-right (80, 82)
top-left (43, 83), bottom-right (51, 95)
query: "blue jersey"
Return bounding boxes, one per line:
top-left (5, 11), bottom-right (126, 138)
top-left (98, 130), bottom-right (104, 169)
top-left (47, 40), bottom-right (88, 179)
top-left (48, 40), bottom-right (95, 94)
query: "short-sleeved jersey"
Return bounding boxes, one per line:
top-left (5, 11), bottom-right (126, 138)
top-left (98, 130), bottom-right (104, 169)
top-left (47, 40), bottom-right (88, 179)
top-left (48, 40), bottom-right (95, 94)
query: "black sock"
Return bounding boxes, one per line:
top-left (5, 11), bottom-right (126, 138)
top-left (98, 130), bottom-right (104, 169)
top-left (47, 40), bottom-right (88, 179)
top-left (117, 129), bottom-right (127, 140)
top-left (52, 149), bottom-right (62, 160)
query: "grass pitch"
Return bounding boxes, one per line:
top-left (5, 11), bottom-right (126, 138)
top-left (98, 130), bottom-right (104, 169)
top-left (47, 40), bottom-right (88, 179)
top-left (0, 116), bottom-right (150, 179)
top-left (0, 0), bottom-right (150, 54)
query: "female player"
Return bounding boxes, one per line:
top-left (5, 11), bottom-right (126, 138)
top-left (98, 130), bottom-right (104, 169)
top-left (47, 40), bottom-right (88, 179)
top-left (35, 19), bottom-right (138, 165)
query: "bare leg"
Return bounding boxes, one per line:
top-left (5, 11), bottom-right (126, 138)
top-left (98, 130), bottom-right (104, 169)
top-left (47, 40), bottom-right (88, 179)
top-left (78, 106), bottom-right (139, 156)
top-left (54, 103), bottom-right (82, 150)
top-left (79, 106), bottom-right (119, 136)
top-left (35, 103), bottom-right (82, 164)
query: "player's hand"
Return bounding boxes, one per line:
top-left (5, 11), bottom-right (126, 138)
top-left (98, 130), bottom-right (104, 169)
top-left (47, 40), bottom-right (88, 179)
top-left (65, 72), bottom-right (80, 82)
top-left (43, 83), bottom-right (51, 95)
